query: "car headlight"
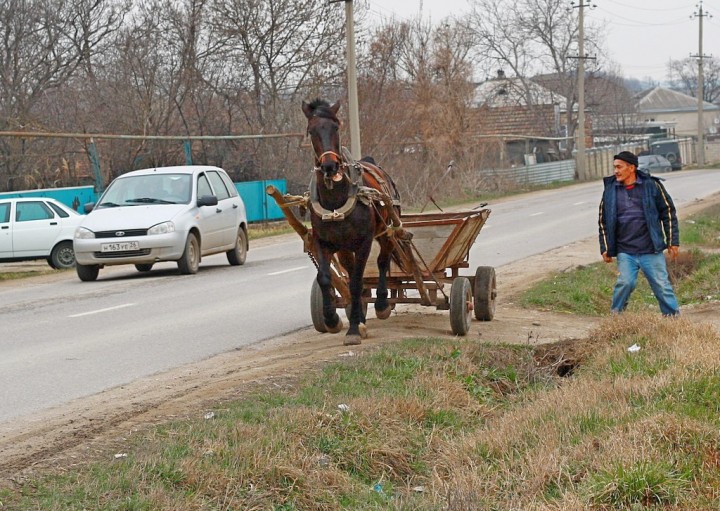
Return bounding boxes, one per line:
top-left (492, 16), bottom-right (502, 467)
top-left (148, 221), bottom-right (175, 235)
top-left (74, 227), bottom-right (96, 239)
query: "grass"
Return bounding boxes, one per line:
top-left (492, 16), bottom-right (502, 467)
top-left (4, 314), bottom-right (720, 510)
top-left (0, 267), bottom-right (59, 280)
top-left (248, 220), bottom-right (303, 240)
top-left (520, 203), bottom-right (720, 316)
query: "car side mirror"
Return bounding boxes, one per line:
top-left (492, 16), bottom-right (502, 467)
top-left (197, 195), bottom-right (218, 207)
top-left (83, 202), bottom-right (95, 213)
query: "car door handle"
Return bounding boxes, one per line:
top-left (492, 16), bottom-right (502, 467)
top-left (1, 226), bottom-right (7, 230)
top-left (50, 222), bottom-right (58, 225)
top-left (232, 203), bottom-right (238, 209)
top-left (216, 208), bottom-right (222, 213)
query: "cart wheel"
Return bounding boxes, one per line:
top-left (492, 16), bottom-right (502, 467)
top-left (450, 277), bottom-right (473, 336)
top-left (310, 279), bottom-right (328, 333)
top-left (474, 266), bottom-right (496, 321)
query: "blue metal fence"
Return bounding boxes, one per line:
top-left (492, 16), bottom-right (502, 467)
top-left (235, 179), bottom-right (287, 222)
top-left (0, 179), bottom-right (288, 223)
top-left (0, 186), bottom-right (96, 213)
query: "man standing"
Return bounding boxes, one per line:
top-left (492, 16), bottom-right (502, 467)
top-left (598, 151), bottom-right (680, 316)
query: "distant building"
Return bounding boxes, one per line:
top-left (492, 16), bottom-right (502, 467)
top-left (470, 71), bottom-right (582, 166)
top-left (636, 87), bottom-right (720, 138)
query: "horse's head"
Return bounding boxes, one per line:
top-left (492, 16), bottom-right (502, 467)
top-left (302, 99), bottom-right (343, 188)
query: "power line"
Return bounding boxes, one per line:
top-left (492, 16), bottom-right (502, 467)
top-left (604, 0), bottom-right (695, 12)
top-left (595, 6), bottom-right (693, 26)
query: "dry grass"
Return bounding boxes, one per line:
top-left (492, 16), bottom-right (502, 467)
top-left (5, 314), bottom-right (720, 510)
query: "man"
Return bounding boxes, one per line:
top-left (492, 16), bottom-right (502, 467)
top-left (598, 151), bottom-right (680, 316)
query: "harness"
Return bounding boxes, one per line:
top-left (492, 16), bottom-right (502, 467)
top-left (309, 147), bottom-right (400, 226)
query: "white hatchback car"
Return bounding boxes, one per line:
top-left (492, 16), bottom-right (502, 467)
top-left (0, 197), bottom-right (84, 269)
top-left (73, 165), bottom-right (248, 281)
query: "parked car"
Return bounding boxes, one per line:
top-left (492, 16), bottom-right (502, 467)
top-left (649, 139), bottom-right (682, 170)
top-left (638, 154), bottom-right (672, 174)
top-left (0, 197), bottom-right (83, 269)
top-left (73, 165), bottom-right (249, 281)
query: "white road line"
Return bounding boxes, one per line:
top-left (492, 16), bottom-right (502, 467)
top-left (268, 266), bottom-right (308, 276)
top-left (69, 303), bottom-right (135, 318)
top-left (529, 212), bottom-right (544, 217)
top-left (573, 201), bottom-right (586, 205)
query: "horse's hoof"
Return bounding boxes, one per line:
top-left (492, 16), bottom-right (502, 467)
top-left (358, 323), bottom-right (368, 339)
top-left (344, 335), bottom-right (362, 346)
top-left (326, 317), bottom-right (343, 334)
top-left (375, 306), bottom-right (392, 320)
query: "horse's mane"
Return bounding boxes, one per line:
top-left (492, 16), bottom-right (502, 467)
top-left (306, 98), bottom-right (338, 121)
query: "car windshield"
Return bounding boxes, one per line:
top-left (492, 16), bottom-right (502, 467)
top-left (96, 173), bottom-right (192, 208)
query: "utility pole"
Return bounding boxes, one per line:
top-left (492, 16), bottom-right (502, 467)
top-left (691, 1), bottom-right (711, 167)
top-left (331, 0), bottom-right (361, 159)
top-left (570, 1), bottom-right (595, 181)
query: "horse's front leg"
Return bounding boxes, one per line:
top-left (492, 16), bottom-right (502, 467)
top-left (316, 247), bottom-right (343, 334)
top-left (345, 240), bottom-right (372, 343)
top-left (375, 237), bottom-right (393, 320)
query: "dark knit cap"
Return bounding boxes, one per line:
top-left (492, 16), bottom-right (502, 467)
top-left (613, 151), bottom-right (638, 168)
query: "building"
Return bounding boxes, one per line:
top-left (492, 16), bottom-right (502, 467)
top-left (470, 72), bottom-right (573, 166)
top-left (636, 87), bottom-right (720, 139)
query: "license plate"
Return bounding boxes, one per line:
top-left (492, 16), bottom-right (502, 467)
top-left (101, 241), bottom-right (140, 252)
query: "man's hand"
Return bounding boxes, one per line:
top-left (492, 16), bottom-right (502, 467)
top-left (602, 252), bottom-right (613, 263)
top-left (668, 245), bottom-right (679, 260)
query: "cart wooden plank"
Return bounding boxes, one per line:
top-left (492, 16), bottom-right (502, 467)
top-left (364, 209), bottom-right (490, 278)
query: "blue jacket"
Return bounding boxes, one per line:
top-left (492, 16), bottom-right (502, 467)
top-left (598, 171), bottom-right (679, 257)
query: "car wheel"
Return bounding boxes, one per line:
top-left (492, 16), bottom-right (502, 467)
top-left (177, 233), bottom-right (200, 274)
top-left (50, 241), bottom-right (75, 269)
top-left (135, 264), bottom-right (154, 272)
top-left (76, 262), bottom-right (100, 282)
top-left (226, 227), bottom-right (248, 266)
top-left (46, 257), bottom-right (56, 269)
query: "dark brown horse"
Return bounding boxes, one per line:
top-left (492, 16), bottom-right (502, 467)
top-left (302, 98), bottom-right (401, 344)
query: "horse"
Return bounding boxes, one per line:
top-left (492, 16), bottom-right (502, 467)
top-left (302, 98), bottom-right (401, 344)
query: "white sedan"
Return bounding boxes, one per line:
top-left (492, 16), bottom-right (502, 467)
top-left (73, 165), bottom-right (249, 281)
top-left (0, 197), bottom-right (84, 269)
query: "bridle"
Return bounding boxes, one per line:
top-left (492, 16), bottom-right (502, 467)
top-left (314, 150), bottom-right (344, 173)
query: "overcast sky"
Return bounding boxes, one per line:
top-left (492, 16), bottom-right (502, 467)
top-left (364, 0), bottom-right (720, 84)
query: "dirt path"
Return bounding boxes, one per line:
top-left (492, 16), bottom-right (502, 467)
top-left (2, 192), bottom-right (719, 486)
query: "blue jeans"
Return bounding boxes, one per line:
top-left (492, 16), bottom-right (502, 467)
top-left (611, 252), bottom-right (680, 316)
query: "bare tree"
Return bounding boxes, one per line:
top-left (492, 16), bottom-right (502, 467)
top-left (0, 0), bottom-right (128, 190)
top-left (465, 0), bottom-right (603, 158)
top-left (586, 70), bottom-right (640, 144)
top-left (667, 57), bottom-right (720, 104)
top-left (209, 0), bottom-right (345, 122)
top-left (355, 15), bottom-right (478, 205)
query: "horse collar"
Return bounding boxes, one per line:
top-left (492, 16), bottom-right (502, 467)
top-left (309, 172), bottom-right (359, 222)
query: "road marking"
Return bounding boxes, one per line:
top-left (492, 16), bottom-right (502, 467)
top-left (530, 212), bottom-right (544, 217)
top-left (573, 201), bottom-right (586, 206)
top-left (69, 303), bottom-right (135, 318)
top-left (268, 266), bottom-right (308, 276)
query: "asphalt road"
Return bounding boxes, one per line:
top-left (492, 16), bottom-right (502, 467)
top-left (1, 169), bottom-right (719, 424)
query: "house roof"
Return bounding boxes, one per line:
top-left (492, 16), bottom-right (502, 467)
top-left (468, 104), bottom-right (559, 141)
top-left (473, 75), bottom-right (568, 109)
top-left (636, 86), bottom-right (719, 114)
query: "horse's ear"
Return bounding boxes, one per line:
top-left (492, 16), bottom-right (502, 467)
top-left (330, 101), bottom-right (341, 116)
top-left (301, 100), bottom-right (312, 119)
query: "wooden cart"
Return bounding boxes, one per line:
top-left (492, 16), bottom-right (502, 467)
top-left (266, 186), bottom-right (496, 336)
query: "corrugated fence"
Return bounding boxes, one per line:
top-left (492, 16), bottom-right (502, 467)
top-left (484, 137), bottom-right (698, 186)
top-left (485, 160), bottom-right (576, 185)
